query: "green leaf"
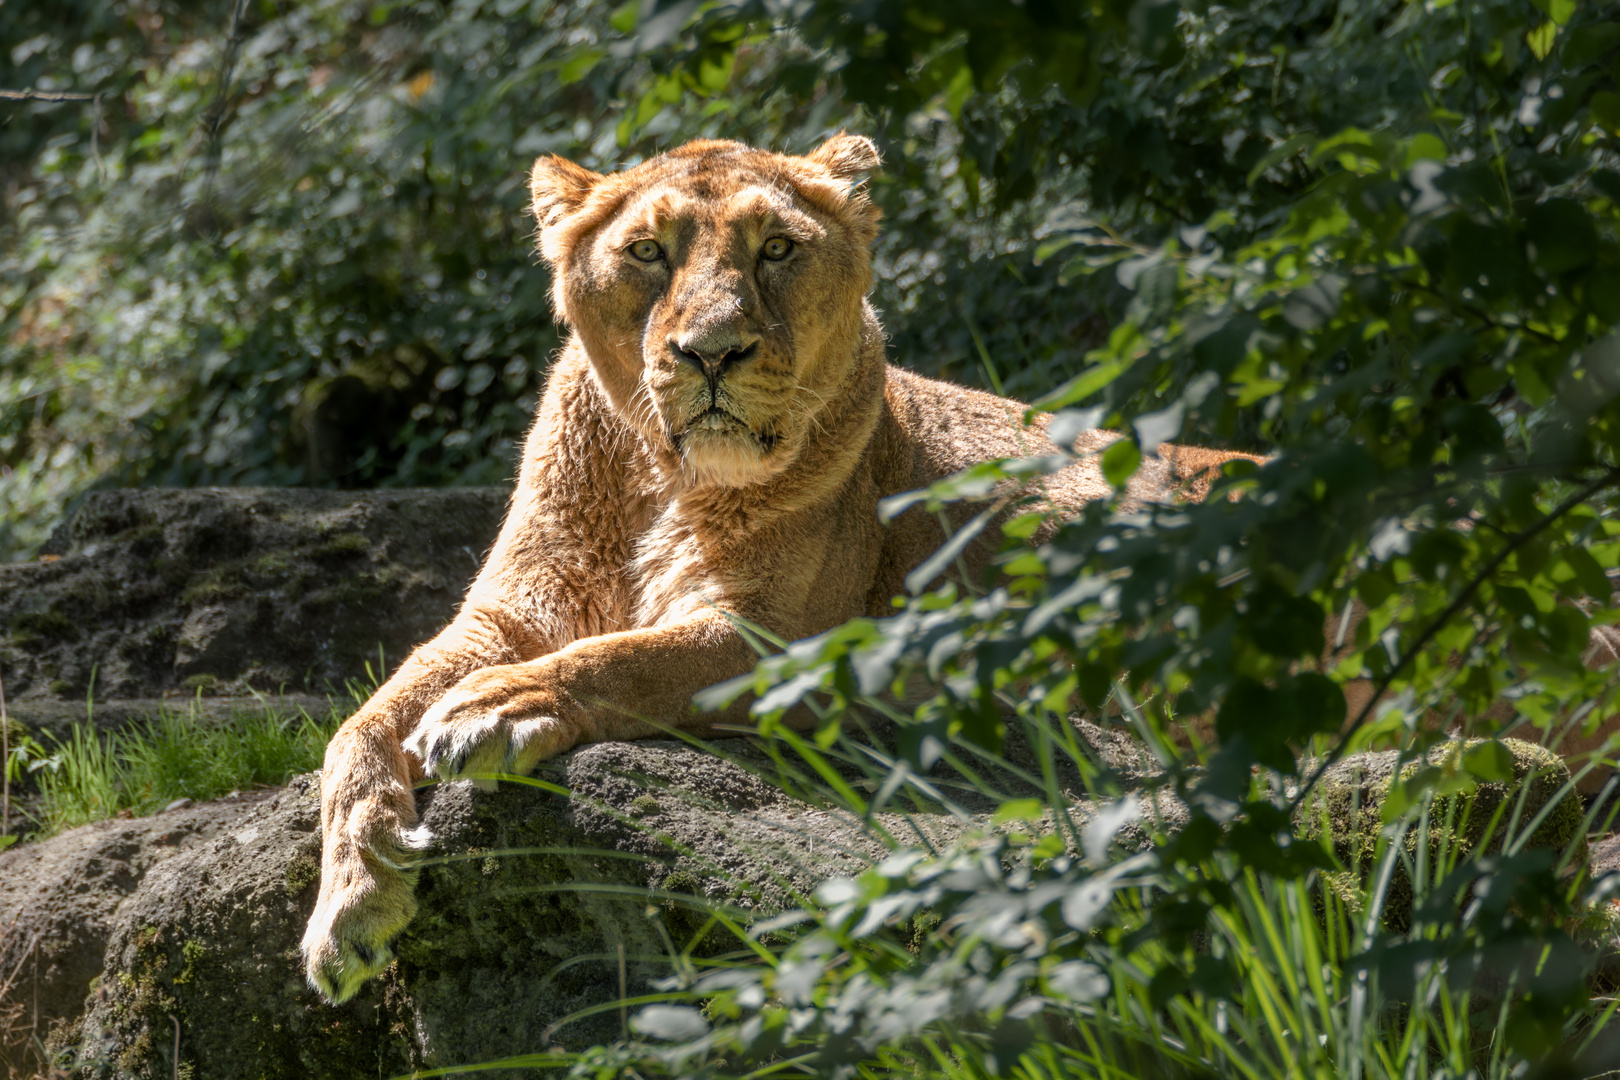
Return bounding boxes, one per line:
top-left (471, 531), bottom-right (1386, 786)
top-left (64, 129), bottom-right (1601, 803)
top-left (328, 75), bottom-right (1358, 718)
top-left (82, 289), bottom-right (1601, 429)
top-left (1249, 592), bottom-right (1328, 659)
top-left (993, 798), bottom-right (1045, 824)
top-left (0, 835), bottom-right (15, 852)
top-left (1246, 133), bottom-right (1315, 187)
top-left (1030, 833), bottom-right (1066, 860)
top-left (1462, 740), bottom-right (1515, 782)
top-left (1592, 267), bottom-right (1620, 323)
top-left (1101, 438), bottom-right (1141, 488)
top-left (1561, 544), bottom-right (1613, 599)
top-left (1526, 21), bottom-right (1558, 61)
top-left (1234, 377), bottom-right (1286, 407)
top-left (1564, 21), bottom-right (1620, 67)
top-left (1592, 91), bottom-right (1620, 134)
top-left (697, 49), bottom-right (735, 94)
top-left (944, 62), bottom-right (974, 120)
top-left (905, 505), bottom-right (997, 594)
top-left (1032, 357), bottom-right (1126, 410)
top-left (1307, 127), bottom-right (1375, 168)
top-left (1526, 199), bottom-right (1597, 274)
top-left (557, 49), bottom-right (604, 86)
top-left (609, 0), bottom-right (639, 33)
top-left (1000, 511), bottom-right (1047, 540)
top-left (1447, 219), bottom-right (1523, 299)
top-left (632, 1005), bottom-right (709, 1041)
top-left (1532, 0), bottom-right (1577, 26)
top-left (1403, 132), bottom-right (1448, 167)
top-left (1191, 316), bottom-right (1257, 375)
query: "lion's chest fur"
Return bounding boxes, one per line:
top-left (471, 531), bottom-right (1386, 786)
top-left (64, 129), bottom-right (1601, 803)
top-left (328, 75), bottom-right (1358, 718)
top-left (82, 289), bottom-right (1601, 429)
top-left (624, 481), bottom-right (886, 638)
top-left (629, 503), bottom-right (721, 628)
top-left (625, 493), bottom-right (804, 633)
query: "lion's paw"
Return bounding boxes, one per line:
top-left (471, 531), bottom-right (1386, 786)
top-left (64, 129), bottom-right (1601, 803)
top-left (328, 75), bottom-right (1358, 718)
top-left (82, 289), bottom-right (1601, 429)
top-left (302, 830), bottom-right (429, 1003)
top-left (405, 678), bottom-right (571, 787)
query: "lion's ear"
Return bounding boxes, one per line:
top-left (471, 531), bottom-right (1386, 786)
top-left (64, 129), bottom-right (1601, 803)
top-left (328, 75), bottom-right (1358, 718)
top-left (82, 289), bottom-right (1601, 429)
top-left (806, 133), bottom-right (881, 181)
top-left (530, 154), bottom-right (603, 230)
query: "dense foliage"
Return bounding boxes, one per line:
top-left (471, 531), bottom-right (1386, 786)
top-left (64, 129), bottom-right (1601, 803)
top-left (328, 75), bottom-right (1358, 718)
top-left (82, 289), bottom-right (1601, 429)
top-left (9, 0), bottom-right (1620, 1075)
top-left (0, 0), bottom-right (1074, 559)
top-left (596, 0), bottom-right (1620, 1074)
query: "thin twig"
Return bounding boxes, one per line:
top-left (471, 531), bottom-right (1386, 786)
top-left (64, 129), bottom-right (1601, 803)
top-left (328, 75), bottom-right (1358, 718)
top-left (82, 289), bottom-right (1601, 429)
top-left (91, 91), bottom-right (104, 181)
top-left (0, 89), bottom-right (96, 102)
top-left (2, 667), bottom-right (9, 843)
top-left (1403, 278), bottom-right (1562, 346)
top-left (1290, 466), bottom-right (1620, 810)
top-left (197, 0), bottom-right (252, 206)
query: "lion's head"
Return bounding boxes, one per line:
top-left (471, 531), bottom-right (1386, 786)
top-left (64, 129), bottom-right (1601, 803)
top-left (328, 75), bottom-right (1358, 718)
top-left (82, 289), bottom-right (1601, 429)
top-left (529, 135), bottom-right (882, 488)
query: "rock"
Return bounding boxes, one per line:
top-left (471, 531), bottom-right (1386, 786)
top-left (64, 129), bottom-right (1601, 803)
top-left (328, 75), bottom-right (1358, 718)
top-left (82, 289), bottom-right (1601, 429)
top-left (0, 487), bottom-right (506, 731)
top-left (0, 792), bottom-right (275, 1075)
top-left (4, 739), bottom-right (962, 1079)
top-left (0, 488), bottom-right (1602, 1076)
top-left (1301, 738), bottom-right (1586, 925)
top-left (1594, 832), bottom-right (1620, 877)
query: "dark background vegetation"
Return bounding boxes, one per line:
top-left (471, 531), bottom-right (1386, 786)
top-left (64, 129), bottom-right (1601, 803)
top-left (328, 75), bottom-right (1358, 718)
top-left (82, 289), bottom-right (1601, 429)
top-left (0, 0), bottom-right (1134, 559)
top-left (7, 0), bottom-right (1620, 1075)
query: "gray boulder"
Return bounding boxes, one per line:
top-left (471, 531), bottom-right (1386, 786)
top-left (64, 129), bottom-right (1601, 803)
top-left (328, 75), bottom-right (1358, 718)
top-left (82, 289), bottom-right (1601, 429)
top-left (0, 487), bottom-right (1602, 1079)
top-left (0, 487), bottom-right (507, 730)
top-left (0, 792), bottom-right (275, 1075)
top-left (7, 739), bottom-right (946, 1079)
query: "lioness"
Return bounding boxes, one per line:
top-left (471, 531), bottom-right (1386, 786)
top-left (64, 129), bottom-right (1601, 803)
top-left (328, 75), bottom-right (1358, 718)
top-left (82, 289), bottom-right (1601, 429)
top-left (296, 134), bottom-right (1316, 1002)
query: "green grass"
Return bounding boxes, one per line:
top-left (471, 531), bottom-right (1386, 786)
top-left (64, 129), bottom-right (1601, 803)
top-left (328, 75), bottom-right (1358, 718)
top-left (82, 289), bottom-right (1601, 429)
top-left (15, 698), bottom-right (346, 836)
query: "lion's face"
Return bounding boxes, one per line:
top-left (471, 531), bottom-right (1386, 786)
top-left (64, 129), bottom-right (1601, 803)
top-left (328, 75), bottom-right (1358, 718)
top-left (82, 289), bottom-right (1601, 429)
top-left (529, 136), bottom-right (881, 488)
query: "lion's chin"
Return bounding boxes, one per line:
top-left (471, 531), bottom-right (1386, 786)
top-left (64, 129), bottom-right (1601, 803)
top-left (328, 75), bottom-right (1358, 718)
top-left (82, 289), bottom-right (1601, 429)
top-left (677, 427), bottom-right (780, 488)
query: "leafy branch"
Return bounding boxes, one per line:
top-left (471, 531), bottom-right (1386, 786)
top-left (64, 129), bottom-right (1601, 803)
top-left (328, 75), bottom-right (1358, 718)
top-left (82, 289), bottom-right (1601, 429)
top-left (1291, 466), bottom-right (1620, 811)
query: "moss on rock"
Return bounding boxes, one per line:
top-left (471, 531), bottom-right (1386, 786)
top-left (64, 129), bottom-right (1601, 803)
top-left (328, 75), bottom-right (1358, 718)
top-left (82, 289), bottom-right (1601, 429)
top-left (1301, 737), bottom-right (1585, 926)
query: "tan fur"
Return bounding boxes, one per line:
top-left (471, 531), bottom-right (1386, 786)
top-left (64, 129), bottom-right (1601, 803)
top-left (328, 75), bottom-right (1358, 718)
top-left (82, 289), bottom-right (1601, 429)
top-left (300, 135), bottom-right (1263, 1002)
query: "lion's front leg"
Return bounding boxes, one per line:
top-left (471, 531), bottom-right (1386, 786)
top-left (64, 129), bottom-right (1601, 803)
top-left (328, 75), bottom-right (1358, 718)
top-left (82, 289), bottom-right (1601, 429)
top-left (405, 614), bottom-right (759, 784)
top-left (302, 716), bottom-right (428, 1003)
top-left (302, 606), bottom-right (538, 1003)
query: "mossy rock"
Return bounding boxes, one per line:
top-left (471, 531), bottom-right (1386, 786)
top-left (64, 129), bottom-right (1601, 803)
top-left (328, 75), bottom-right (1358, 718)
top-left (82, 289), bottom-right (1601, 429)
top-left (1300, 738), bottom-right (1585, 926)
top-left (9, 738), bottom-right (967, 1079)
top-left (0, 487), bottom-right (507, 711)
top-left (8, 607), bottom-right (79, 650)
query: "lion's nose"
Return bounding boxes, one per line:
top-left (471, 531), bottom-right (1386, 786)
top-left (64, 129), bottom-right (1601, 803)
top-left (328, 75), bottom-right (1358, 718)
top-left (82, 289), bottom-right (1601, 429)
top-left (670, 337), bottom-right (758, 376)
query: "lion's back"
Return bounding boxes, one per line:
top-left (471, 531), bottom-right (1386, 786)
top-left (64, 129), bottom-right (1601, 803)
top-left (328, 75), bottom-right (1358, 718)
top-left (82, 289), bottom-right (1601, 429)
top-left (878, 365), bottom-right (1240, 509)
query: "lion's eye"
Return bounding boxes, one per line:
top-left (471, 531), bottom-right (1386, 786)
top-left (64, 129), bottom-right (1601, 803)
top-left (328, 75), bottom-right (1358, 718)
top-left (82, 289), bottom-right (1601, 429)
top-left (761, 237), bottom-right (793, 261)
top-left (629, 239), bottom-right (663, 262)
